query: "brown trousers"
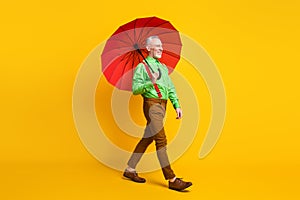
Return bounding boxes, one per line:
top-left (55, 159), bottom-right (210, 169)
top-left (127, 97), bottom-right (176, 180)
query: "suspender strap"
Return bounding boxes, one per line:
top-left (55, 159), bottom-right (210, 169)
top-left (142, 61), bottom-right (162, 99)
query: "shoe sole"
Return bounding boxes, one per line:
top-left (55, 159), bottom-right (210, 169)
top-left (169, 182), bottom-right (192, 191)
top-left (123, 173), bottom-right (146, 183)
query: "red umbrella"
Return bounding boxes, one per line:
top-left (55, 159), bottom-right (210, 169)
top-left (101, 16), bottom-right (182, 91)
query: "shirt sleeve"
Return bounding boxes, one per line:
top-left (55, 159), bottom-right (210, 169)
top-left (164, 65), bottom-right (180, 109)
top-left (132, 63), bottom-right (153, 95)
top-left (167, 72), bottom-right (181, 109)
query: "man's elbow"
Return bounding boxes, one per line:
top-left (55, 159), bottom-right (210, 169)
top-left (132, 90), bottom-right (139, 95)
top-left (132, 88), bottom-right (141, 95)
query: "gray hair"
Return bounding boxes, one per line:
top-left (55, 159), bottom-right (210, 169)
top-left (145, 36), bottom-right (160, 46)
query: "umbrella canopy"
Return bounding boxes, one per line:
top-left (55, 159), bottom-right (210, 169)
top-left (101, 16), bottom-right (182, 91)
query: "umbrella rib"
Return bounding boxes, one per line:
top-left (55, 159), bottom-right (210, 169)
top-left (122, 51), bottom-right (134, 61)
top-left (118, 58), bottom-right (130, 86)
top-left (156, 20), bottom-right (170, 27)
top-left (134, 19), bottom-right (137, 42)
top-left (106, 54), bottom-right (128, 80)
top-left (123, 52), bottom-right (135, 72)
top-left (143, 21), bottom-right (172, 38)
top-left (137, 17), bottom-right (156, 43)
top-left (107, 37), bottom-right (132, 46)
top-left (107, 52), bottom-right (130, 79)
top-left (129, 50), bottom-right (143, 69)
top-left (142, 17), bottom-right (156, 29)
top-left (161, 49), bottom-right (181, 57)
top-left (101, 46), bottom-right (132, 57)
top-left (137, 52), bottom-right (142, 63)
top-left (132, 51), bottom-right (142, 82)
top-left (117, 51), bottom-right (138, 87)
top-left (119, 26), bottom-right (135, 45)
top-left (162, 41), bottom-right (182, 46)
top-left (130, 52), bottom-right (138, 82)
top-left (151, 30), bottom-right (180, 37)
top-left (163, 50), bottom-right (181, 57)
top-left (119, 52), bottom-right (136, 70)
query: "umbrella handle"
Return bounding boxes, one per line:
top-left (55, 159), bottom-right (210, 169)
top-left (143, 59), bottom-right (155, 73)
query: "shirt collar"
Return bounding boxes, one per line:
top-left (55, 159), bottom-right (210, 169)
top-left (146, 56), bottom-right (160, 64)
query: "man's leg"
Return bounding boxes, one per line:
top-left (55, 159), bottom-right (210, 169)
top-left (154, 133), bottom-right (175, 180)
top-left (124, 130), bottom-right (153, 183)
top-left (146, 102), bottom-right (176, 180)
top-left (148, 101), bottom-right (192, 191)
top-left (123, 100), bottom-right (155, 183)
top-left (127, 128), bottom-right (154, 169)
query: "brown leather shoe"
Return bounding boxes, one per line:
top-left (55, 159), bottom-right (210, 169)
top-left (169, 178), bottom-right (192, 191)
top-left (123, 170), bottom-right (146, 183)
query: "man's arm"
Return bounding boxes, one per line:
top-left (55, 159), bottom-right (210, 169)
top-left (167, 76), bottom-right (180, 109)
top-left (132, 63), bottom-right (153, 95)
top-left (167, 73), bottom-right (182, 119)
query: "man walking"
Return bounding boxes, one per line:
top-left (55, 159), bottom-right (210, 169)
top-left (123, 36), bottom-right (192, 191)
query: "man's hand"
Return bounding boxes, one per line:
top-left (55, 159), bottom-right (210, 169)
top-left (151, 72), bottom-right (159, 83)
top-left (176, 108), bottom-right (183, 119)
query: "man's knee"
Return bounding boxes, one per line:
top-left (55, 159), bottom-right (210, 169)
top-left (138, 135), bottom-right (154, 148)
top-left (155, 137), bottom-right (167, 150)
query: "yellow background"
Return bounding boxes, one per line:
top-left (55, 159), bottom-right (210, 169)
top-left (1, 0), bottom-right (300, 199)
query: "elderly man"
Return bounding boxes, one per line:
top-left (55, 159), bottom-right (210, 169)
top-left (123, 36), bottom-right (192, 191)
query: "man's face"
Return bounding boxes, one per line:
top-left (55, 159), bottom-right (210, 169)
top-left (147, 38), bottom-right (163, 59)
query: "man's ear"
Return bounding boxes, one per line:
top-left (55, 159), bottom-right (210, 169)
top-left (146, 45), bottom-right (151, 51)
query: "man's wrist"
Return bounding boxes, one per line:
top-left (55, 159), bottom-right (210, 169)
top-left (173, 102), bottom-right (180, 109)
